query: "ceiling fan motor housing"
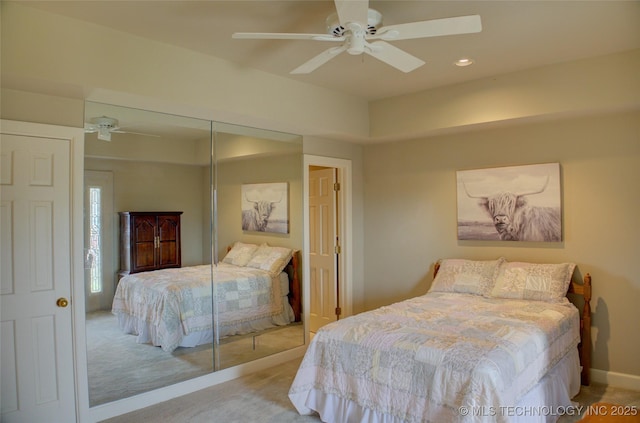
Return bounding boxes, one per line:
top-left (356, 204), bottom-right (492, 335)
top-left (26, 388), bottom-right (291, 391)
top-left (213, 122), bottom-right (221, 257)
top-left (326, 8), bottom-right (382, 37)
top-left (90, 116), bottom-right (119, 130)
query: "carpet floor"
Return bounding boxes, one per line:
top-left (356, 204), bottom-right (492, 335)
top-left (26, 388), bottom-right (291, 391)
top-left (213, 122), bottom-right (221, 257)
top-left (86, 311), bottom-right (303, 406)
top-left (102, 357), bottom-right (640, 423)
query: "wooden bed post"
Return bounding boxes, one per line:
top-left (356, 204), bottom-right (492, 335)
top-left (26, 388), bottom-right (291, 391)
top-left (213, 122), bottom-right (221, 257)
top-left (290, 251), bottom-right (302, 322)
top-left (569, 272), bottom-right (592, 386)
top-left (580, 273), bottom-right (592, 385)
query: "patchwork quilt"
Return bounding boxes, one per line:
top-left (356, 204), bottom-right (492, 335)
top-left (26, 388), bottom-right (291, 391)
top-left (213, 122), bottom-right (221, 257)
top-left (289, 292), bottom-right (580, 423)
top-left (112, 263), bottom-right (283, 352)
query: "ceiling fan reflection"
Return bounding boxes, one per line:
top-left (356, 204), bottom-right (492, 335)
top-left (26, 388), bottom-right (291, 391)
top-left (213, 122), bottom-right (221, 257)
top-left (84, 116), bottom-right (160, 141)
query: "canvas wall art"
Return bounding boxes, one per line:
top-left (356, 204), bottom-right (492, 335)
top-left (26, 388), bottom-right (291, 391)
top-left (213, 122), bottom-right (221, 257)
top-left (456, 163), bottom-right (562, 242)
top-left (241, 182), bottom-right (289, 233)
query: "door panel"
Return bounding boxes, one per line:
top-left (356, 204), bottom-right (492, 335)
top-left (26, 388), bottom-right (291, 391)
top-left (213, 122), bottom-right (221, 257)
top-left (157, 215), bottom-right (180, 268)
top-left (309, 168), bottom-right (338, 332)
top-left (132, 216), bottom-right (156, 272)
top-left (0, 132), bottom-right (76, 423)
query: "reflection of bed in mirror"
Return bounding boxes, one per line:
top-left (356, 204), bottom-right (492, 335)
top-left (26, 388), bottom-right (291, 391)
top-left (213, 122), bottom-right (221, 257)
top-left (112, 243), bottom-right (301, 352)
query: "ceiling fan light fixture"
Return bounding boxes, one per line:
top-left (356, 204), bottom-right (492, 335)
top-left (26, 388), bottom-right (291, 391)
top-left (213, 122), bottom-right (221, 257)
top-left (97, 126), bottom-right (112, 141)
top-left (455, 58), bottom-right (474, 67)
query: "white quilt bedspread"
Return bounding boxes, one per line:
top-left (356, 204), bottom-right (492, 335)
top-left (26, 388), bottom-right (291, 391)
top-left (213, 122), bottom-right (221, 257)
top-left (289, 292), bottom-right (580, 423)
top-left (112, 263), bottom-right (284, 352)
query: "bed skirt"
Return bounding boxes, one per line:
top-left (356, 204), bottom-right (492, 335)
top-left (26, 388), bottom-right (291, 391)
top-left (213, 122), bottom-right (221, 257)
top-left (116, 300), bottom-right (295, 349)
top-left (289, 348), bottom-right (581, 423)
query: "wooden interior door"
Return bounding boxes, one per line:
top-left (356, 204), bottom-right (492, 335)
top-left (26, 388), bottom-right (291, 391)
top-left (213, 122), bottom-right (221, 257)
top-left (0, 129), bottom-right (77, 423)
top-left (309, 167), bottom-right (338, 333)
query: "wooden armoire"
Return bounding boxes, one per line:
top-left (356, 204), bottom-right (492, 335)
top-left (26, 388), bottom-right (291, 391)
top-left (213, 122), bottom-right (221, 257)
top-left (118, 211), bottom-right (182, 278)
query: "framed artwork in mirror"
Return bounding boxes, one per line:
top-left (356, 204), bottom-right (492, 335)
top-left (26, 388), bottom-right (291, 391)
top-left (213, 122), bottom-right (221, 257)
top-left (241, 182), bottom-right (289, 234)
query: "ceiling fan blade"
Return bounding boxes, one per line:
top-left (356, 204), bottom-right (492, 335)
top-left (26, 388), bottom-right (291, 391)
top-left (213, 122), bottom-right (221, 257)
top-left (374, 15), bottom-right (482, 41)
top-left (291, 45), bottom-right (348, 74)
top-left (232, 32), bottom-right (342, 41)
top-left (112, 130), bottom-right (161, 138)
top-left (364, 41), bottom-right (425, 73)
top-left (334, 0), bottom-right (369, 25)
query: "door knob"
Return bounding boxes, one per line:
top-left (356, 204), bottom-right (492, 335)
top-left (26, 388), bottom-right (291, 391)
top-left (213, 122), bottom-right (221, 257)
top-left (56, 297), bottom-right (69, 308)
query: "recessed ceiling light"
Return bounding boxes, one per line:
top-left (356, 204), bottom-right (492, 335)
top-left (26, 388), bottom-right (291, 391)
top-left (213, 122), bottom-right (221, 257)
top-left (454, 58), bottom-right (474, 67)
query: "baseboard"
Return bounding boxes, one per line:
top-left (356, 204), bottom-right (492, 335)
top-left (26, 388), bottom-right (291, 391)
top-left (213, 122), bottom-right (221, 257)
top-left (591, 368), bottom-right (640, 391)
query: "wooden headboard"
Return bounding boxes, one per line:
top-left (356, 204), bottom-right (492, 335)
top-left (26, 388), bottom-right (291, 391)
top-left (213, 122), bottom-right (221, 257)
top-left (226, 246), bottom-right (301, 322)
top-left (433, 261), bottom-right (592, 386)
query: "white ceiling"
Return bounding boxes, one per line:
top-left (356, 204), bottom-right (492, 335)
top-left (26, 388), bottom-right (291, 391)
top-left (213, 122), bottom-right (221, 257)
top-left (23, 0), bottom-right (640, 102)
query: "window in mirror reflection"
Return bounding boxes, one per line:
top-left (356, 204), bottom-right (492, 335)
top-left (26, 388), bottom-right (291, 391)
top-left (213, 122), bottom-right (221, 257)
top-left (88, 187), bottom-right (103, 294)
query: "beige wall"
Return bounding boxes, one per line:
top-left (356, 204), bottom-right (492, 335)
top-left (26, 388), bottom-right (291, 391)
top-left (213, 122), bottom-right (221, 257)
top-left (369, 49), bottom-right (640, 141)
top-left (362, 110), bottom-right (640, 377)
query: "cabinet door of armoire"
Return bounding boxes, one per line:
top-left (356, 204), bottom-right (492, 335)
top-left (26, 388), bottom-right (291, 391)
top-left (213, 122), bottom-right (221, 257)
top-left (131, 214), bottom-right (157, 273)
top-left (156, 214), bottom-right (181, 269)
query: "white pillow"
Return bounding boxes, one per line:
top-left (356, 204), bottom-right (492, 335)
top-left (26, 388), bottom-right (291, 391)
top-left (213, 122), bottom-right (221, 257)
top-left (246, 244), bottom-right (294, 277)
top-left (222, 242), bottom-right (259, 267)
top-left (429, 258), bottom-right (505, 296)
top-left (489, 261), bottom-right (576, 302)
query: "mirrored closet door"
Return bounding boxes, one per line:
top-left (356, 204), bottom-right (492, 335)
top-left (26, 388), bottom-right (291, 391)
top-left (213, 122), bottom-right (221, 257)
top-left (84, 102), bottom-right (214, 406)
top-left (212, 121), bottom-right (304, 370)
top-left (83, 102), bottom-right (304, 407)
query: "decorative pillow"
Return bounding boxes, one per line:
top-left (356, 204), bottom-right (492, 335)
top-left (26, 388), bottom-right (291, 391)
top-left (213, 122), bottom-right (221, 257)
top-left (222, 242), bottom-right (259, 267)
top-left (429, 257), bottom-right (505, 296)
top-left (246, 244), bottom-right (294, 276)
top-left (489, 261), bottom-right (576, 302)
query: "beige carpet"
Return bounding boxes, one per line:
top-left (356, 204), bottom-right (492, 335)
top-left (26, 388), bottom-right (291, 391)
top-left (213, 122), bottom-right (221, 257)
top-left (102, 360), bottom-right (640, 423)
top-left (578, 403), bottom-right (640, 423)
top-left (86, 311), bottom-right (303, 406)
top-left (102, 357), bottom-right (319, 423)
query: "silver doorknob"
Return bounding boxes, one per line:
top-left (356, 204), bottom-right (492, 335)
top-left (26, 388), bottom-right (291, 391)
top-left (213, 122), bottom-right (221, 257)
top-left (56, 297), bottom-right (69, 308)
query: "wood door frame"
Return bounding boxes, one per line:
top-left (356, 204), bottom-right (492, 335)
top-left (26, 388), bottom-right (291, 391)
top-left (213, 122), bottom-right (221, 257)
top-left (303, 155), bottom-right (352, 343)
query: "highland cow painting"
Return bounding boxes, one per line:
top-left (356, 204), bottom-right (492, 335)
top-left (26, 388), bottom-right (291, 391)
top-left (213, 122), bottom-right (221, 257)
top-left (241, 182), bottom-right (289, 233)
top-left (456, 163), bottom-right (562, 242)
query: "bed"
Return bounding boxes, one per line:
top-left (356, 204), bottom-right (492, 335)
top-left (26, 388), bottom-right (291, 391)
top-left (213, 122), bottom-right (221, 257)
top-left (112, 242), bottom-right (301, 352)
top-left (289, 258), bottom-right (592, 423)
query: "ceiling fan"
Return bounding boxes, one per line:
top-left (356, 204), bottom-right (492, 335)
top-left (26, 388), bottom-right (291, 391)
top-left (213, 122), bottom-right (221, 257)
top-left (232, 0), bottom-right (482, 74)
top-left (84, 116), bottom-right (159, 141)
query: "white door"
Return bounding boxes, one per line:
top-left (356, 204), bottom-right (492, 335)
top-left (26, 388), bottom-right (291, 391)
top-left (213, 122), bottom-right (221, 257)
top-left (309, 167), bottom-right (338, 332)
top-left (1, 129), bottom-right (77, 422)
